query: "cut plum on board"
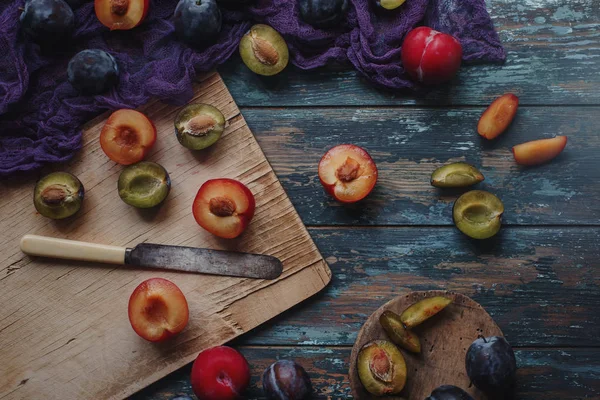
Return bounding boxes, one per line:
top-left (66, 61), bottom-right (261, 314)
top-left (95, 0), bottom-right (149, 30)
top-left (100, 109), bottom-right (156, 165)
top-left (453, 190), bottom-right (504, 240)
top-left (318, 144), bottom-right (378, 203)
top-left (128, 278), bottom-right (189, 342)
top-left (174, 103), bottom-right (225, 150)
top-left (478, 94), bottom-right (519, 140)
top-left (512, 136), bottom-right (568, 166)
top-left (33, 172), bottom-right (84, 220)
top-left (379, 310), bottom-right (421, 353)
top-left (193, 178), bottom-right (256, 239)
top-left (400, 296), bottom-right (452, 328)
top-left (401, 26), bottom-right (462, 85)
top-left (118, 161), bottom-right (171, 208)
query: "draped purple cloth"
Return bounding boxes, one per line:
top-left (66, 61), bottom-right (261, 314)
top-left (0, 0), bottom-right (505, 175)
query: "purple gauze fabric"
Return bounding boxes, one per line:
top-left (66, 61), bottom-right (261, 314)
top-left (0, 0), bottom-right (505, 176)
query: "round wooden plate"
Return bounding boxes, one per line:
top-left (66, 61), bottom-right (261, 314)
top-left (348, 290), bottom-right (503, 400)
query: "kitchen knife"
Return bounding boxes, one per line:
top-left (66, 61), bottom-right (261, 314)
top-left (20, 234), bottom-right (283, 280)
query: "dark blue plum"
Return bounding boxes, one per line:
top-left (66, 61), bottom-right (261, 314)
top-left (262, 360), bottom-right (312, 400)
top-left (20, 0), bottom-right (74, 45)
top-left (174, 0), bottom-right (222, 48)
top-left (67, 49), bottom-right (119, 94)
top-left (466, 336), bottom-right (517, 398)
top-left (298, 0), bottom-right (349, 28)
top-left (425, 385), bottom-right (474, 400)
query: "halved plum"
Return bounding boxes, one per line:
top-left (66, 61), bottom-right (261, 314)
top-left (95, 0), bottom-right (149, 30)
top-left (357, 340), bottom-right (407, 396)
top-left (33, 172), bottom-right (84, 219)
top-left (175, 103), bottom-right (225, 150)
top-left (100, 109), bottom-right (156, 165)
top-left (453, 190), bottom-right (504, 239)
top-left (193, 179), bottom-right (255, 239)
top-left (318, 144), bottom-right (378, 203)
top-left (128, 278), bottom-right (189, 342)
top-left (118, 161), bottom-right (171, 208)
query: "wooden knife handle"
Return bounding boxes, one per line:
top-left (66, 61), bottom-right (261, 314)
top-left (20, 235), bottom-right (126, 265)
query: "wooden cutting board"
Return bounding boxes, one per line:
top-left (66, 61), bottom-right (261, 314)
top-left (0, 72), bottom-right (331, 400)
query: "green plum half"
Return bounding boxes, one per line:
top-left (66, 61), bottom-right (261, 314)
top-left (33, 172), bottom-right (84, 219)
top-left (174, 103), bottom-right (225, 150)
top-left (118, 161), bottom-right (171, 208)
top-left (453, 190), bottom-right (504, 239)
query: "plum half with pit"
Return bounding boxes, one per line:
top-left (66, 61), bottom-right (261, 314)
top-left (174, 103), bottom-right (225, 150)
top-left (95, 0), bottom-right (150, 30)
top-left (357, 340), bottom-right (407, 396)
top-left (118, 161), bottom-right (171, 208)
top-left (20, 0), bottom-right (74, 46)
top-left (262, 360), bottom-right (313, 400)
top-left (100, 109), bottom-right (157, 165)
top-left (192, 179), bottom-right (255, 239)
top-left (425, 385), bottom-right (474, 400)
top-left (453, 190), bottom-right (504, 240)
top-left (466, 336), bottom-right (517, 398)
top-left (318, 144), bottom-right (378, 203)
top-left (298, 0), bottom-right (349, 28)
top-left (67, 49), bottom-right (119, 94)
top-left (174, 0), bottom-right (222, 49)
top-left (240, 24), bottom-right (289, 76)
top-left (33, 172), bottom-right (84, 220)
top-left (376, 0), bottom-right (406, 10)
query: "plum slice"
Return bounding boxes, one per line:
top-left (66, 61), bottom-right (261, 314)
top-left (128, 278), bottom-right (188, 342)
top-left (357, 340), bottom-right (407, 396)
top-left (100, 109), bottom-right (156, 165)
top-left (33, 172), bottom-right (84, 220)
top-left (453, 190), bottom-right (504, 239)
top-left (400, 296), bottom-right (452, 329)
top-left (512, 136), bottom-right (567, 166)
top-left (118, 161), bottom-right (171, 208)
top-left (379, 310), bottom-right (421, 353)
top-left (95, 0), bottom-right (149, 30)
top-left (193, 179), bottom-right (255, 239)
top-left (318, 144), bottom-right (378, 203)
top-left (175, 103), bottom-right (225, 150)
top-left (431, 162), bottom-right (484, 188)
top-left (478, 94), bottom-right (519, 140)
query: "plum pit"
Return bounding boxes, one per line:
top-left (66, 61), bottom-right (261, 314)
top-left (336, 157), bottom-right (361, 182)
top-left (209, 196), bottom-right (236, 217)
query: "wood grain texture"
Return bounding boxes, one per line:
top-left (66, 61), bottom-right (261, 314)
top-left (136, 346), bottom-right (600, 399)
top-left (221, 1), bottom-right (600, 106)
top-left (0, 73), bottom-right (330, 400)
top-left (243, 107), bottom-right (598, 226)
top-left (239, 227), bottom-right (600, 348)
top-left (348, 291), bottom-right (503, 400)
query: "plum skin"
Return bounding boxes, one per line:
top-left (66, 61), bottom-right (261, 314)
top-left (191, 346), bottom-right (250, 400)
top-left (425, 385), bottom-right (474, 400)
top-left (466, 336), bottom-right (517, 397)
top-left (20, 0), bottom-right (74, 45)
top-left (67, 49), bottom-right (120, 94)
top-left (298, 0), bottom-right (349, 28)
top-left (174, 0), bottom-right (222, 48)
top-left (262, 360), bottom-right (312, 400)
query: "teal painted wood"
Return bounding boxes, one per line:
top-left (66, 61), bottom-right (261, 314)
top-left (233, 227), bottom-right (600, 348)
top-left (134, 347), bottom-right (600, 399)
top-left (220, 1), bottom-right (600, 106)
top-left (243, 107), bottom-right (598, 226)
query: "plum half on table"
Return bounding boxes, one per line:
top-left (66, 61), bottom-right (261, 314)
top-left (174, 103), bottom-right (225, 150)
top-left (118, 161), bottom-right (171, 208)
top-left (453, 190), bottom-right (504, 240)
top-left (33, 172), bottom-right (84, 219)
top-left (357, 340), bottom-right (407, 396)
top-left (240, 24), bottom-right (289, 76)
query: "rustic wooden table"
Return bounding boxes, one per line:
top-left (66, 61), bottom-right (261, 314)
top-left (136, 1), bottom-right (600, 398)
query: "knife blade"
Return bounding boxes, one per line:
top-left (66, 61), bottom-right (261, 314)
top-left (20, 234), bottom-right (283, 280)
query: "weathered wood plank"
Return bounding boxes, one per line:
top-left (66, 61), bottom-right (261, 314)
top-left (239, 227), bottom-right (600, 347)
top-left (220, 1), bottom-right (600, 106)
top-left (243, 107), bottom-right (598, 226)
top-left (134, 346), bottom-right (600, 399)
